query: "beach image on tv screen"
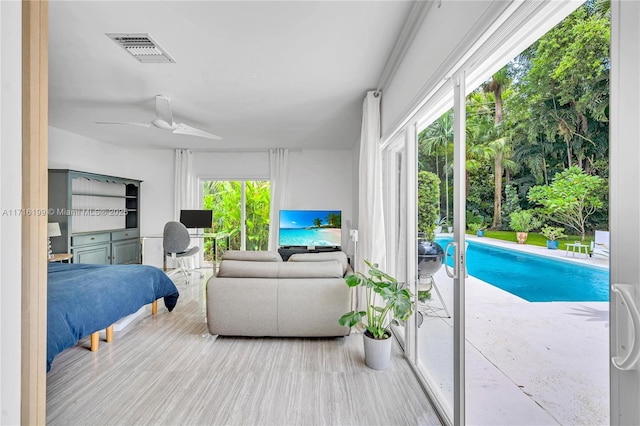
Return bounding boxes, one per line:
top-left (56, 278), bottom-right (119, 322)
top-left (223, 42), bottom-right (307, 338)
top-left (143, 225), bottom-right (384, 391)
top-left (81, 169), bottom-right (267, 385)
top-left (279, 210), bottom-right (341, 247)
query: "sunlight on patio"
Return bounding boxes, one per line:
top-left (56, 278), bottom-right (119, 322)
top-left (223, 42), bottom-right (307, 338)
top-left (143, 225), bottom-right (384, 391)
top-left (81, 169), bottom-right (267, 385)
top-left (417, 237), bottom-right (609, 425)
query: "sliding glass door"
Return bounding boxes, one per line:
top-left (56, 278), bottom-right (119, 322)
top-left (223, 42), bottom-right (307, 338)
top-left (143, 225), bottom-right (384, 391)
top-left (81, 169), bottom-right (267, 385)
top-left (201, 180), bottom-right (270, 262)
top-left (380, 2), bottom-right (639, 425)
top-left (411, 77), bottom-right (465, 425)
top-left (610, 1), bottom-right (640, 423)
top-left (384, 130), bottom-right (411, 350)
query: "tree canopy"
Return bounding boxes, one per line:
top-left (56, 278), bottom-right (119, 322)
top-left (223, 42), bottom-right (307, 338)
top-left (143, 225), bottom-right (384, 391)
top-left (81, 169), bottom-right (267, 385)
top-left (527, 166), bottom-right (605, 240)
top-left (418, 2), bottom-right (609, 234)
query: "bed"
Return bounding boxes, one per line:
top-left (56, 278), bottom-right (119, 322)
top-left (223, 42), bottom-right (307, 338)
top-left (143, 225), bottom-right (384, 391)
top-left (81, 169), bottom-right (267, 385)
top-left (47, 262), bottom-right (180, 371)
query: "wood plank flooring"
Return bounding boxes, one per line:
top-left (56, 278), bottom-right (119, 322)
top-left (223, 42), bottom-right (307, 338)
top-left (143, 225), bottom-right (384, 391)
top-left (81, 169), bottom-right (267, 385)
top-left (46, 271), bottom-right (441, 425)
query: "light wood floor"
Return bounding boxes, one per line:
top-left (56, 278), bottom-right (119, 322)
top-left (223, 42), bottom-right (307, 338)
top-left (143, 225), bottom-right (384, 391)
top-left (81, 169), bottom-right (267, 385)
top-left (46, 271), bottom-right (441, 425)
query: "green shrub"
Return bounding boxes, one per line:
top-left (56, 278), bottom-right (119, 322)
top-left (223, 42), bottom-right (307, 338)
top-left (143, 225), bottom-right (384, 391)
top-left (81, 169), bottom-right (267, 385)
top-left (418, 171), bottom-right (440, 240)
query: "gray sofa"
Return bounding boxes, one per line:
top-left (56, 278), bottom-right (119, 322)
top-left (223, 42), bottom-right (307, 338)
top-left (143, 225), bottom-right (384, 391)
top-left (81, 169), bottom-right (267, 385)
top-left (206, 250), bottom-right (353, 337)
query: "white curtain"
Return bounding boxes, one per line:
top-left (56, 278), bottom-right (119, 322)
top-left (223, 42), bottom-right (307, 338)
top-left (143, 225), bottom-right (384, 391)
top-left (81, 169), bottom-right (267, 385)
top-left (173, 149), bottom-right (201, 267)
top-left (356, 91), bottom-right (387, 274)
top-left (268, 148), bottom-right (289, 251)
top-left (174, 148), bottom-right (195, 219)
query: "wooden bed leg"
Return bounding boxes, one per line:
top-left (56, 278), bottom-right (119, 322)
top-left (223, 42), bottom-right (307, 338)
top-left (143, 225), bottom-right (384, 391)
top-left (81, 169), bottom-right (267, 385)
top-left (152, 300), bottom-right (158, 315)
top-left (90, 332), bottom-right (99, 352)
top-left (105, 325), bottom-right (114, 343)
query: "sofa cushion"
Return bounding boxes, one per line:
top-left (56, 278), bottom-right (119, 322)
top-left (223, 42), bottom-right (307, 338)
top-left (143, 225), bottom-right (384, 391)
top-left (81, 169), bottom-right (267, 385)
top-left (221, 250), bottom-right (283, 262)
top-left (278, 261), bottom-right (343, 278)
top-left (217, 259), bottom-right (343, 278)
top-left (288, 251), bottom-right (349, 275)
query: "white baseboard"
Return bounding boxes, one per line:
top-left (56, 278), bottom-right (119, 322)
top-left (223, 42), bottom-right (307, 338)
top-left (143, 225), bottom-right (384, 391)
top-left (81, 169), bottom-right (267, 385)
top-left (112, 306), bottom-right (147, 332)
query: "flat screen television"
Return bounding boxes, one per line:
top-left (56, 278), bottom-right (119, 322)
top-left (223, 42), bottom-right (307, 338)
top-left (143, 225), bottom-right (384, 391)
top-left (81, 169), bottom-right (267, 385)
top-left (279, 209), bottom-right (342, 248)
top-left (179, 209), bottom-right (213, 229)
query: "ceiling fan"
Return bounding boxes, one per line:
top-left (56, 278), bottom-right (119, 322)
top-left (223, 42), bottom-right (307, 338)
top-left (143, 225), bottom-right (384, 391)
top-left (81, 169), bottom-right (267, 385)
top-left (95, 95), bottom-right (223, 140)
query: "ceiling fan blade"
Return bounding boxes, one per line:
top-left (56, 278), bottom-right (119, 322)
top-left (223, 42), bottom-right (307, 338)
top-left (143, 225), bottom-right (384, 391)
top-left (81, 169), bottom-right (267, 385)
top-left (95, 121), bottom-right (151, 128)
top-left (173, 123), bottom-right (223, 140)
top-left (155, 95), bottom-right (174, 125)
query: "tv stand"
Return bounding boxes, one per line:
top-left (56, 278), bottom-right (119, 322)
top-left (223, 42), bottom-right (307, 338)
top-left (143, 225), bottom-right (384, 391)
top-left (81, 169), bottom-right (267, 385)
top-left (278, 246), bottom-right (341, 261)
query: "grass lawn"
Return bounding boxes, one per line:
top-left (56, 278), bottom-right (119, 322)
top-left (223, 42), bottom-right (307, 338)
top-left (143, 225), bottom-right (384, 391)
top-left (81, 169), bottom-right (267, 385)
top-left (469, 230), bottom-right (594, 251)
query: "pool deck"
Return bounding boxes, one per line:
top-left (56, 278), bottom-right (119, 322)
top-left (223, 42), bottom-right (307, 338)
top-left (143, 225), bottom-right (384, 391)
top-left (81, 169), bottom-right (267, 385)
top-left (466, 234), bottom-right (609, 270)
top-left (419, 234), bottom-right (609, 425)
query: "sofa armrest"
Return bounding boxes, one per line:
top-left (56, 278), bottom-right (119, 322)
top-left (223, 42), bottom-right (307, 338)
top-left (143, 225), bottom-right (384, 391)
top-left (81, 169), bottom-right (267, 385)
top-left (206, 275), bottom-right (279, 336)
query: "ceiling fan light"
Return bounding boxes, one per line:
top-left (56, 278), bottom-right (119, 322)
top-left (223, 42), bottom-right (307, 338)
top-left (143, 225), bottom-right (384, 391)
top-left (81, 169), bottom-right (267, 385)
top-left (151, 117), bottom-right (175, 130)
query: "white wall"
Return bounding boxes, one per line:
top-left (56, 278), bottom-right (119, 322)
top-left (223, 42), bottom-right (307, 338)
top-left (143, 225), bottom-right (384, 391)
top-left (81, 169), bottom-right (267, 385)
top-left (193, 151), bottom-right (270, 180)
top-left (48, 126), bottom-right (175, 237)
top-left (381, 1), bottom-right (582, 138)
top-left (287, 150), bottom-right (354, 250)
top-left (49, 126), bottom-right (134, 178)
top-left (128, 149), bottom-right (174, 236)
top-left (48, 132), bottom-right (356, 250)
top-left (381, 0), bottom-right (501, 136)
top-left (193, 149), bottom-right (354, 249)
top-left (0, 1), bottom-right (23, 423)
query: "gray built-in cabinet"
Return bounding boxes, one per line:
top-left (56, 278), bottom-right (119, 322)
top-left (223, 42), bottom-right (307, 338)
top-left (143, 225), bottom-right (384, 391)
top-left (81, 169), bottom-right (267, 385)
top-left (48, 169), bottom-right (142, 264)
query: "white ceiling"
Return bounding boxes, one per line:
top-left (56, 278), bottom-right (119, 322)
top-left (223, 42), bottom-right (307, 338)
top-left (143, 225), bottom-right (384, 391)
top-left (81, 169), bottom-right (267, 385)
top-left (48, 1), bottom-right (415, 151)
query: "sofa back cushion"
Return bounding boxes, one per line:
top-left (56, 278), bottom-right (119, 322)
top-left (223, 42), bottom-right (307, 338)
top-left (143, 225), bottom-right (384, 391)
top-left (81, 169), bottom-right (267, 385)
top-left (217, 259), bottom-right (343, 278)
top-left (278, 261), bottom-right (343, 278)
top-left (288, 251), bottom-right (349, 275)
top-left (221, 250), bottom-right (283, 262)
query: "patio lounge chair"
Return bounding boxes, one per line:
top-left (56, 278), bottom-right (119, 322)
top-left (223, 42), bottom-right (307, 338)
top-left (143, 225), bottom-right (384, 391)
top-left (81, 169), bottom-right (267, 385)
top-left (590, 230), bottom-right (610, 259)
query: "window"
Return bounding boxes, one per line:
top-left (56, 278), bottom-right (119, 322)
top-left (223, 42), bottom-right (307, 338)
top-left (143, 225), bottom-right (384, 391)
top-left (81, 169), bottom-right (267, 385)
top-left (201, 180), bottom-right (271, 261)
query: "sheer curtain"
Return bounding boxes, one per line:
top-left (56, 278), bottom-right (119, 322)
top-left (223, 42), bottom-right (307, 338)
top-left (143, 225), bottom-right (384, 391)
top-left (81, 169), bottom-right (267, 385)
top-left (173, 148), bottom-right (201, 267)
top-left (174, 148), bottom-right (195, 220)
top-left (268, 148), bottom-right (289, 251)
top-left (356, 91), bottom-right (387, 274)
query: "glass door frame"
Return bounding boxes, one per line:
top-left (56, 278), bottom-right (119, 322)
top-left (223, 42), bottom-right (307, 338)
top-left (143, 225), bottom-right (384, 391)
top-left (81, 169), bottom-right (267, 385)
top-left (382, 129), bottom-right (413, 353)
top-left (381, 82), bottom-right (464, 425)
top-left (378, 2), bottom-right (629, 424)
top-left (198, 177), bottom-right (268, 252)
top-left (610, 1), bottom-right (640, 423)
top-left (451, 72), bottom-right (467, 426)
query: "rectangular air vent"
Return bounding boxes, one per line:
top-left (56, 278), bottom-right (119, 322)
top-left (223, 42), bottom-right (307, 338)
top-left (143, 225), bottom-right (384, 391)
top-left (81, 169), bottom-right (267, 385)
top-left (107, 33), bottom-right (175, 63)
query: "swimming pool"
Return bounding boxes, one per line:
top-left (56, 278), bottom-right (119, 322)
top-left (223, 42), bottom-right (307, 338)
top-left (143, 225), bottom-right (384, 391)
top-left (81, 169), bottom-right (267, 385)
top-left (435, 237), bottom-right (609, 302)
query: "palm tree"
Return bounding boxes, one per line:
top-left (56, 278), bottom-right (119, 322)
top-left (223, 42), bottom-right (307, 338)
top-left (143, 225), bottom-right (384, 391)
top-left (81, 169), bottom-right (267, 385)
top-left (326, 212), bottom-right (340, 228)
top-left (513, 134), bottom-right (557, 185)
top-left (482, 68), bottom-right (511, 228)
top-left (419, 109), bottom-right (453, 221)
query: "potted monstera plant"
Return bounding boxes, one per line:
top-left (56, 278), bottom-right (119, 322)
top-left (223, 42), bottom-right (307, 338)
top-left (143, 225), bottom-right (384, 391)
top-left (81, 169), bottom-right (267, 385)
top-left (338, 260), bottom-right (413, 370)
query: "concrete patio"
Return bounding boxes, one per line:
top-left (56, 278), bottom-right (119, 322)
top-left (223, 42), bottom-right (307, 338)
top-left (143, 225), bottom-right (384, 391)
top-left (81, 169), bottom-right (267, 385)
top-left (417, 235), bottom-right (609, 425)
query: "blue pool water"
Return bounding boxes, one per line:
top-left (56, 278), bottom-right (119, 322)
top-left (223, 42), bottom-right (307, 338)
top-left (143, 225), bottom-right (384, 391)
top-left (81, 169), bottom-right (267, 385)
top-left (435, 237), bottom-right (609, 302)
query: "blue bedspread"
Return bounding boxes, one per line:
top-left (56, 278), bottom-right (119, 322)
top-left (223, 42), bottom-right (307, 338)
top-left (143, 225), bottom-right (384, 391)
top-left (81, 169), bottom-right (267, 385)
top-left (47, 263), bottom-right (179, 371)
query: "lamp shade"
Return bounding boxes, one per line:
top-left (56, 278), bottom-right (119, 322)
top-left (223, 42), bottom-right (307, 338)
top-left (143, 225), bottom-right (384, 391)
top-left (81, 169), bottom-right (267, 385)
top-left (47, 222), bottom-right (62, 237)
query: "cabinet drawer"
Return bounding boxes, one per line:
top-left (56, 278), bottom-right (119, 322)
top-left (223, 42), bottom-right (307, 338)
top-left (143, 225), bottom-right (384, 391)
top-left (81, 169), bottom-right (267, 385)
top-left (72, 232), bottom-right (110, 246)
top-left (112, 229), bottom-right (139, 241)
top-left (72, 243), bottom-right (111, 265)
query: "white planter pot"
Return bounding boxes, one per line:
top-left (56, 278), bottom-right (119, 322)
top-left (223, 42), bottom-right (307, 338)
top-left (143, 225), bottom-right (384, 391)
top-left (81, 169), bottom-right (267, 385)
top-left (363, 330), bottom-right (392, 370)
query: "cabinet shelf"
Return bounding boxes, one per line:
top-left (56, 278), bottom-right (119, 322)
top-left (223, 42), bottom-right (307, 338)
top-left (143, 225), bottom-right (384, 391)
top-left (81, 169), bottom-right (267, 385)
top-left (49, 169), bottom-right (142, 265)
top-left (71, 193), bottom-right (136, 199)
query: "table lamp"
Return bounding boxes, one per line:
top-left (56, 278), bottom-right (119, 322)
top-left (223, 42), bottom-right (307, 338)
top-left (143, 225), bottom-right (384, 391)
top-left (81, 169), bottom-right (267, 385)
top-left (47, 222), bottom-right (61, 259)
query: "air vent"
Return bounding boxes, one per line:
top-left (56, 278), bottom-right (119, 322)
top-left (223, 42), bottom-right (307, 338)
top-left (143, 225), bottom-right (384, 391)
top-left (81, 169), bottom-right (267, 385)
top-left (107, 33), bottom-right (175, 63)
